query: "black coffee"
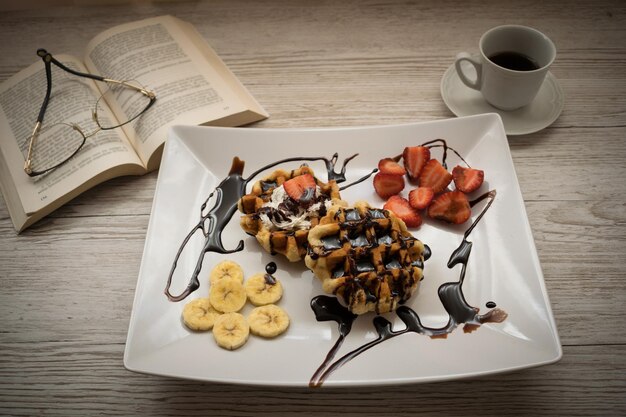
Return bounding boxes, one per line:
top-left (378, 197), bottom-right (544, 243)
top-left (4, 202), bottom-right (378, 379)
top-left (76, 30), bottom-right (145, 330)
top-left (488, 51), bottom-right (540, 71)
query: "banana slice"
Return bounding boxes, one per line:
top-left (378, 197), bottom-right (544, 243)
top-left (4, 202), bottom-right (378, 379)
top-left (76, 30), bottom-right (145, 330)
top-left (244, 273), bottom-right (284, 306)
top-left (212, 312), bottom-right (249, 350)
top-left (209, 260), bottom-right (244, 284)
top-left (209, 276), bottom-right (247, 313)
top-left (182, 298), bottom-right (221, 331)
top-left (248, 304), bottom-right (290, 338)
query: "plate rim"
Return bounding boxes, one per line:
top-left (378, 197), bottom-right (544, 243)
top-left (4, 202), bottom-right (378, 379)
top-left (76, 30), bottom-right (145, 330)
top-left (124, 115), bottom-right (562, 386)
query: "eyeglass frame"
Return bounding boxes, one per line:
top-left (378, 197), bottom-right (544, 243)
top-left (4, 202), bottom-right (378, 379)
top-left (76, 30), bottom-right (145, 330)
top-left (23, 48), bottom-right (157, 177)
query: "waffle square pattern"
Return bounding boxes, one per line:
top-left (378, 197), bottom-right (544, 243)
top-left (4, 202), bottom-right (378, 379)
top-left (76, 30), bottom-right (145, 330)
top-left (238, 166), bottom-right (346, 262)
top-left (305, 201), bottom-right (426, 315)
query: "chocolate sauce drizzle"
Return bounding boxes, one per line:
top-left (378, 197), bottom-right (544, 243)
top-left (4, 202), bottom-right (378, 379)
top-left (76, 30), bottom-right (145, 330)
top-left (309, 296), bottom-right (357, 384)
top-left (164, 158), bottom-right (247, 302)
top-left (339, 169), bottom-right (378, 191)
top-left (394, 138), bottom-right (469, 170)
top-left (309, 190), bottom-right (507, 387)
top-left (308, 205), bottom-right (426, 315)
top-left (164, 154), bottom-right (358, 301)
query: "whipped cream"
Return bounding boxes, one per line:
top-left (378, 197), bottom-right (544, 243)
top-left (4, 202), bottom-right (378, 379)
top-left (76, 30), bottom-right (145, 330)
top-left (259, 185), bottom-right (332, 231)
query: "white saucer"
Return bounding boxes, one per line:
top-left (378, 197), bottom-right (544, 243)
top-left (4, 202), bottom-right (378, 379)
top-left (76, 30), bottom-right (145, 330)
top-left (440, 63), bottom-right (564, 135)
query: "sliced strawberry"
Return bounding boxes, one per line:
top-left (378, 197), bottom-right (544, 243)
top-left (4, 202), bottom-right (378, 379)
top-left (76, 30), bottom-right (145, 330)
top-left (408, 187), bottom-right (434, 210)
top-left (383, 195), bottom-right (422, 227)
top-left (419, 159), bottom-right (452, 193)
top-left (427, 191), bottom-right (471, 224)
top-left (403, 146), bottom-right (430, 181)
top-left (373, 173), bottom-right (405, 199)
top-left (283, 173), bottom-right (317, 202)
top-left (452, 165), bottom-right (484, 193)
top-left (378, 158), bottom-right (406, 175)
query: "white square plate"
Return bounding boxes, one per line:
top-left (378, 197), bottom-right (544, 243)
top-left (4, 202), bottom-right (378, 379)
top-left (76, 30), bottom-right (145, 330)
top-left (124, 114), bottom-right (561, 387)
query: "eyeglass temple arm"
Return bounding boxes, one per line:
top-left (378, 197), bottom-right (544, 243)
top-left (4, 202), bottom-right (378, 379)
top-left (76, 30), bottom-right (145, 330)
top-left (38, 48), bottom-right (105, 82)
top-left (24, 50), bottom-right (56, 175)
top-left (38, 49), bottom-right (155, 98)
top-left (100, 78), bottom-right (156, 99)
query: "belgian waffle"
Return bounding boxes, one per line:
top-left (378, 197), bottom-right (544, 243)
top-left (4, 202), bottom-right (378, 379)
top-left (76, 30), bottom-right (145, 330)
top-left (238, 165), bottom-right (345, 262)
top-left (305, 201), bottom-right (426, 315)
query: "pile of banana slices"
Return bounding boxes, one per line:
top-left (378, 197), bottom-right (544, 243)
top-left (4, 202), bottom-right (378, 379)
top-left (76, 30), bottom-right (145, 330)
top-left (182, 260), bottom-right (290, 350)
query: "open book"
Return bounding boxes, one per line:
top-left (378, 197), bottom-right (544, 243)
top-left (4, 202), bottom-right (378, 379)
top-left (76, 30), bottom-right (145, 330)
top-left (0, 15), bottom-right (268, 232)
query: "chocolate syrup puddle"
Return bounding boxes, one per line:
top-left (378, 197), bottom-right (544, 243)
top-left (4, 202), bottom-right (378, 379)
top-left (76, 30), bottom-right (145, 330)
top-left (309, 296), bottom-right (358, 385)
top-left (164, 158), bottom-right (247, 302)
top-left (309, 190), bottom-right (507, 387)
top-left (165, 154), bottom-right (358, 301)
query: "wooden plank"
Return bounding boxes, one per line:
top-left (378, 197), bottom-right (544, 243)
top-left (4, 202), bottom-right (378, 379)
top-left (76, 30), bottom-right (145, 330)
top-left (0, 344), bottom-right (624, 416)
top-left (0, 0), bottom-right (625, 415)
top-left (0, 1), bottom-right (625, 129)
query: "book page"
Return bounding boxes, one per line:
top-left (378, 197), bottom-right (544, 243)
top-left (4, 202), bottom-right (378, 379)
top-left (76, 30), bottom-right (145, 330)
top-left (83, 15), bottom-right (268, 169)
top-left (0, 55), bottom-right (144, 215)
top-left (178, 20), bottom-right (268, 122)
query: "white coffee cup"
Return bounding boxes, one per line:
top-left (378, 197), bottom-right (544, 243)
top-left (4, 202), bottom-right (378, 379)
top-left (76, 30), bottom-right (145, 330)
top-left (455, 25), bottom-right (556, 111)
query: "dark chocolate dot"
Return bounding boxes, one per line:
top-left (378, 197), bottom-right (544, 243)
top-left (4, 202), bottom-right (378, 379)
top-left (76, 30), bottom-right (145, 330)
top-left (265, 262), bottom-right (277, 275)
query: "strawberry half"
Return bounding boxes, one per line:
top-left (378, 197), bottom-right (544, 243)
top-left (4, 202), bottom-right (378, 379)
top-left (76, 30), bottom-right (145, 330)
top-left (419, 159), bottom-right (452, 193)
top-left (427, 191), bottom-right (471, 224)
top-left (403, 146), bottom-right (430, 181)
top-left (378, 158), bottom-right (406, 175)
top-left (373, 172), bottom-right (405, 199)
top-left (408, 187), bottom-right (434, 210)
top-left (383, 195), bottom-right (422, 228)
top-left (283, 174), bottom-right (317, 202)
top-left (452, 165), bottom-right (484, 193)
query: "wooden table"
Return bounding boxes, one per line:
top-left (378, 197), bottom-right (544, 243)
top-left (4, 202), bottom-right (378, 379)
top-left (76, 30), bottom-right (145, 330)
top-left (1, 0), bottom-right (625, 415)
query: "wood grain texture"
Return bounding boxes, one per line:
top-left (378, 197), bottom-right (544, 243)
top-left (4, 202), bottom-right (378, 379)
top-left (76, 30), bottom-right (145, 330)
top-left (1, 0), bottom-right (625, 415)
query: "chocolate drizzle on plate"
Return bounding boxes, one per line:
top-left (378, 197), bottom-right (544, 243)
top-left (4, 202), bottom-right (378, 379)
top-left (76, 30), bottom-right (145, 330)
top-left (164, 158), bottom-right (247, 302)
top-left (339, 169), bottom-right (378, 191)
top-left (264, 262), bottom-right (278, 285)
top-left (309, 190), bottom-right (507, 388)
top-left (308, 296), bottom-right (358, 385)
top-left (164, 154), bottom-right (358, 302)
top-left (394, 138), bottom-right (470, 170)
top-left (164, 142), bottom-right (505, 388)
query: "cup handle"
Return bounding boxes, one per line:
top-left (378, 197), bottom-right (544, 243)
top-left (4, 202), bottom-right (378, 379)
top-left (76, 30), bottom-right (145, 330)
top-left (455, 52), bottom-right (482, 90)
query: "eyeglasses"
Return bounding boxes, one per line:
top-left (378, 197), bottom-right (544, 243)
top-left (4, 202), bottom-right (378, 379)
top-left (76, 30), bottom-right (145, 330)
top-left (23, 48), bottom-right (157, 177)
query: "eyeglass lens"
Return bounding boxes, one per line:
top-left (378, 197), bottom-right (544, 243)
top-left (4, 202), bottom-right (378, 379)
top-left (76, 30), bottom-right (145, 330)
top-left (94, 80), bottom-right (154, 130)
top-left (28, 72), bottom-right (153, 175)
